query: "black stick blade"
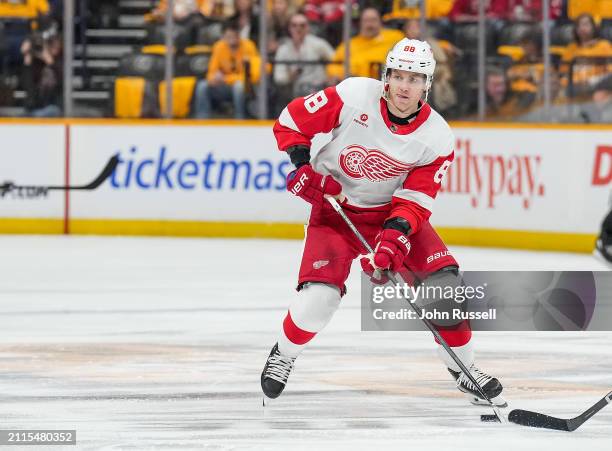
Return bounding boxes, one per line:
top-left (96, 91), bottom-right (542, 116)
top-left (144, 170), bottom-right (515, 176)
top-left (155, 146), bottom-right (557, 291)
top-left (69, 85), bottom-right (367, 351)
top-left (2, 155), bottom-right (120, 193)
top-left (47, 154), bottom-right (120, 191)
top-left (509, 390), bottom-right (611, 432)
top-left (79, 154), bottom-right (120, 190)
top-left (508, 409), bottom-right (570, 431)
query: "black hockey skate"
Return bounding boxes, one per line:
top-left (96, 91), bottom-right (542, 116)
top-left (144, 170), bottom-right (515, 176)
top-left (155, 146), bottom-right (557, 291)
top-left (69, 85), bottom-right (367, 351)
top-left (261, 343), bottom-right (296, 403)
top-left (448, 364), bottom-right (507, 407)
top-left (595, 233), bottom-right (612, 265)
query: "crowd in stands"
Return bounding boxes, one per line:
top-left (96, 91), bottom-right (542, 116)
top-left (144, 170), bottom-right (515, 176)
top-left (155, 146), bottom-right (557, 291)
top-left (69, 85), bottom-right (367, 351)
top-left (0, 0), bottom-right (611, 122)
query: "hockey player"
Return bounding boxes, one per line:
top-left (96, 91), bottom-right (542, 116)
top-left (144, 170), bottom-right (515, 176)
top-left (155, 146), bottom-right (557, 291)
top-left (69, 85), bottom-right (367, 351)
top-left (596, 205), bottom-right (612, 265)
top-left (261, 38), bottom-right (505, 407)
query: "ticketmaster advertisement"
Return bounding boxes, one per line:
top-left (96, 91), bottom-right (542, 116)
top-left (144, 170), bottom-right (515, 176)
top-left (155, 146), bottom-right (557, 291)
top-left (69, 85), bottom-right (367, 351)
top-left (69, 123), bottom-right (309, 222)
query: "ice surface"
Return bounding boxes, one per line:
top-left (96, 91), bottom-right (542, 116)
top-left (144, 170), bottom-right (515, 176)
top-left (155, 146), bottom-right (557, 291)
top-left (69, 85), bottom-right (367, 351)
top-left (0, 236), bottom-right (610, 450)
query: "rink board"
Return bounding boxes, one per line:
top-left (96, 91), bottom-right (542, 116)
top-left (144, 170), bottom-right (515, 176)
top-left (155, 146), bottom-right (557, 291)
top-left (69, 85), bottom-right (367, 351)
top-left (0, 122), bottom-right (66, 234)
top-left (0, 119), bottom-right (611, 251)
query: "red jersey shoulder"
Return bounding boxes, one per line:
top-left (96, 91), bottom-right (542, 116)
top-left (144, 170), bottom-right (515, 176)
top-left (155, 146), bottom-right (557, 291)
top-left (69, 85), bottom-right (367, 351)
top-left (274, 84), bottom-right (345, 150)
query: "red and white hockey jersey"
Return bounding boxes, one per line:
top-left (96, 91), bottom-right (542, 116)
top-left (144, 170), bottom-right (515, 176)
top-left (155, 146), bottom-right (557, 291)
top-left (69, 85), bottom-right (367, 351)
top-left (273, 77), bottom-right (455, 233)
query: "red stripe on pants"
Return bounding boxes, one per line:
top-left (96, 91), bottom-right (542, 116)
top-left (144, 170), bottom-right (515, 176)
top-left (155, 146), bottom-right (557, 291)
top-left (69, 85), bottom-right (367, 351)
top-left (283, 311), bottom-right (316, 345)
top-left (435, 320), bottom-right (472, 347)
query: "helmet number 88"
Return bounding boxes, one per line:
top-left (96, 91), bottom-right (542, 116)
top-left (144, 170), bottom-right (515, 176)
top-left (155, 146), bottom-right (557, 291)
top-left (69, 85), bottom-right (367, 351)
top-left (304, 90), bottom-right (328, 113)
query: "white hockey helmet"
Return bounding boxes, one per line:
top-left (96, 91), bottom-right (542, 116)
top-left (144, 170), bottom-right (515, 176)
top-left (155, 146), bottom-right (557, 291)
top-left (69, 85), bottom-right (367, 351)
top-left (382, 38), bottom-right (436, 101)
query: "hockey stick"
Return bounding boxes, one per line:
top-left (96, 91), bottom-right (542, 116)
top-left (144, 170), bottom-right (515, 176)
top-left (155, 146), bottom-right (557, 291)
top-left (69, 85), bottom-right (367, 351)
top-left (508, 390), bottom-right (612, 431)
top-left (0, 155), bottom-right (119, 194)
top-left (325, 196), bottom-right (507, 423)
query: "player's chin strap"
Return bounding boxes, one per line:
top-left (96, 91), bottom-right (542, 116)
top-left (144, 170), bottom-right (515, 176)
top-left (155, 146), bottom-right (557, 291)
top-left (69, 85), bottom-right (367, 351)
top-left (324, 194), bottom-right (507, 424)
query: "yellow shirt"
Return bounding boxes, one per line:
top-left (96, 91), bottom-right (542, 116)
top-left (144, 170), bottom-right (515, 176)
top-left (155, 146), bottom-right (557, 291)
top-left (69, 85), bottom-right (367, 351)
top-left (0, 0), bottom-right (49, 19)
top-left (562, 39), bottom-right (612, 61)
top-left (206, 38), bottom-right (262, 85)
top-left (508, 63), bottom-right (545, 94)
top-left (327, 28), bottom-right (405, 79)
top-left (561, 39), bottom-right (612, 89)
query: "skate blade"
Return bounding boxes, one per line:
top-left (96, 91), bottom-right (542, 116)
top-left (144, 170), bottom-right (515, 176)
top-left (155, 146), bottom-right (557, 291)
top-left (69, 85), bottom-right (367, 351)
top-left (262, 395), bottom-right (275, 407)
top-left (468, 394), bottom-right (508, 408)
top-left (593, 248), bottom-right (612, 268)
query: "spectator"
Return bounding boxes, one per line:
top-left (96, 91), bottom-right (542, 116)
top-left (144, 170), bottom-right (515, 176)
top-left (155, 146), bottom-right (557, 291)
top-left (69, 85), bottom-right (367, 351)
top-left (144, 0), bottom-right (204, 47)
top-left (562, 13), bottom-right (612, 97)
top-left (563, 13), bottom-right (612, 59)
top-left (147, 0), bottom-right (235, 20)
top-left (402, 18), bottom-right (457, 114)
top-left (572, 74), bottom-right (612, 123)
top-left (146, 0), bottom-right (201, 22)
top-left (273, 12), bottom-right (334, 108)
top-left (193, 21), bottom-right (261, 118)
top-left (517, 74), bottom-right (611, 123)
top-left (228, 0), bottom-right (259, 42)
top-left (200, 0), bottom-right (235, 19)
top-left (304, 0), bottom-right (345, 23)
top-left (1, 0), bottom-right (51, 66)
top-left (267, 0), bottom-right (295, 55)
top-left (484, 66), bottom-right (522, 119)
top-left (327, 7), bottom-right (404, 83)
top-left (509, 0), bottom-right (563, 21)
top-left (383, 0), bottom-right (454, 21)
top-left (303, 0), bottom-right (356, 46)
top-left (449, 0), bottom-right (509, 22)
top-left (20, 23), bottom-right (62, 117)
top-left (506, 32), bottom-right (546, 107)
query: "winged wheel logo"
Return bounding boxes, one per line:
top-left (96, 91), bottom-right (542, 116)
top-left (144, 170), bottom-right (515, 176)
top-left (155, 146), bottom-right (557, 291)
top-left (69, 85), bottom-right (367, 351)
top-left (338, 145), bottom-right (414, 181)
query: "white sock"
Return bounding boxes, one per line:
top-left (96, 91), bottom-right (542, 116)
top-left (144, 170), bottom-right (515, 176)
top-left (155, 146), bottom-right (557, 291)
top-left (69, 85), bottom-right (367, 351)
top-left (277, 283), bottom-right (341, 358)
top-left (436, 341), bottom-right (474, 372)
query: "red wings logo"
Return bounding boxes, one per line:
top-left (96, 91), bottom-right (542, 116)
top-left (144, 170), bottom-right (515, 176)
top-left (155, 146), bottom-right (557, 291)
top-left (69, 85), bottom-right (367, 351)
top-left (339, 145), bottom-right (414, 181)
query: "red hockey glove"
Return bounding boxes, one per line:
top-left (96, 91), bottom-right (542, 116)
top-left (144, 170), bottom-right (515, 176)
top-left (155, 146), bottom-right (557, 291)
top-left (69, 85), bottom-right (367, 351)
top-left (286, 164), bottom-right (342, 206)
top-left (360, 229), bottom-right (411, 273)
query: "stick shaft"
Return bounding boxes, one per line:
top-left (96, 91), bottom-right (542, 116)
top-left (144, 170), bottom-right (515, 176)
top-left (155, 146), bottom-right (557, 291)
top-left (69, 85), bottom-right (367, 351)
top-left (326, 196), bottom-right (505, 420)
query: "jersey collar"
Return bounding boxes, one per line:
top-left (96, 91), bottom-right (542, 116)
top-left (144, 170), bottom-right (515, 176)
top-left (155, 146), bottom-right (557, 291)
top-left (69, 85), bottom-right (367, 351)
top-left (379, 98), bottom-right (431, 135)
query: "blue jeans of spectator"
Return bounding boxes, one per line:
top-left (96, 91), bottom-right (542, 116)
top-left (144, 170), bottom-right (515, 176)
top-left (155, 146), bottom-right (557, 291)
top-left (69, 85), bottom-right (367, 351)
top-left (194, 80), bottom-right (246, 119)
top-left (28, 105), bottom-right (62, 118)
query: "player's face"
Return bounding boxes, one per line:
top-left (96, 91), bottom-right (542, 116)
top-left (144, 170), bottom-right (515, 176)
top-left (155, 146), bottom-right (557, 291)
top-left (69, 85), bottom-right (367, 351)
top-left (386, 69), bottom-right (426, 116)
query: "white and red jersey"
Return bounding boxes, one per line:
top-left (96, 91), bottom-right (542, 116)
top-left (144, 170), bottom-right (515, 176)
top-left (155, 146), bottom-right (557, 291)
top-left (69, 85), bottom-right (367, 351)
top-left (273, 77), bottom-right (455, 233)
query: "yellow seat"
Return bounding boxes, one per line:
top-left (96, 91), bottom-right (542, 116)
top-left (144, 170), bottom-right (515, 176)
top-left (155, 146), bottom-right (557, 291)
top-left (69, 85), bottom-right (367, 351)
top-left (510, 79), bottom-right (538, 93)
top-left (568, 0), bottom-right (612, 22)
top-left (114, 77), bottom-right (146, 118)
top-left (141, 45), bottom-right (177, 55)
top-left (184, 45), bottom-right (212, 55)
top-left (550, 46), bottom-right (567, 57)
top-left (0, 0), bottom-right (48, 19)
top-left (497, 45), bottom-right (525, 62)
top-left (158, 77), bottom-right (198, 118)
